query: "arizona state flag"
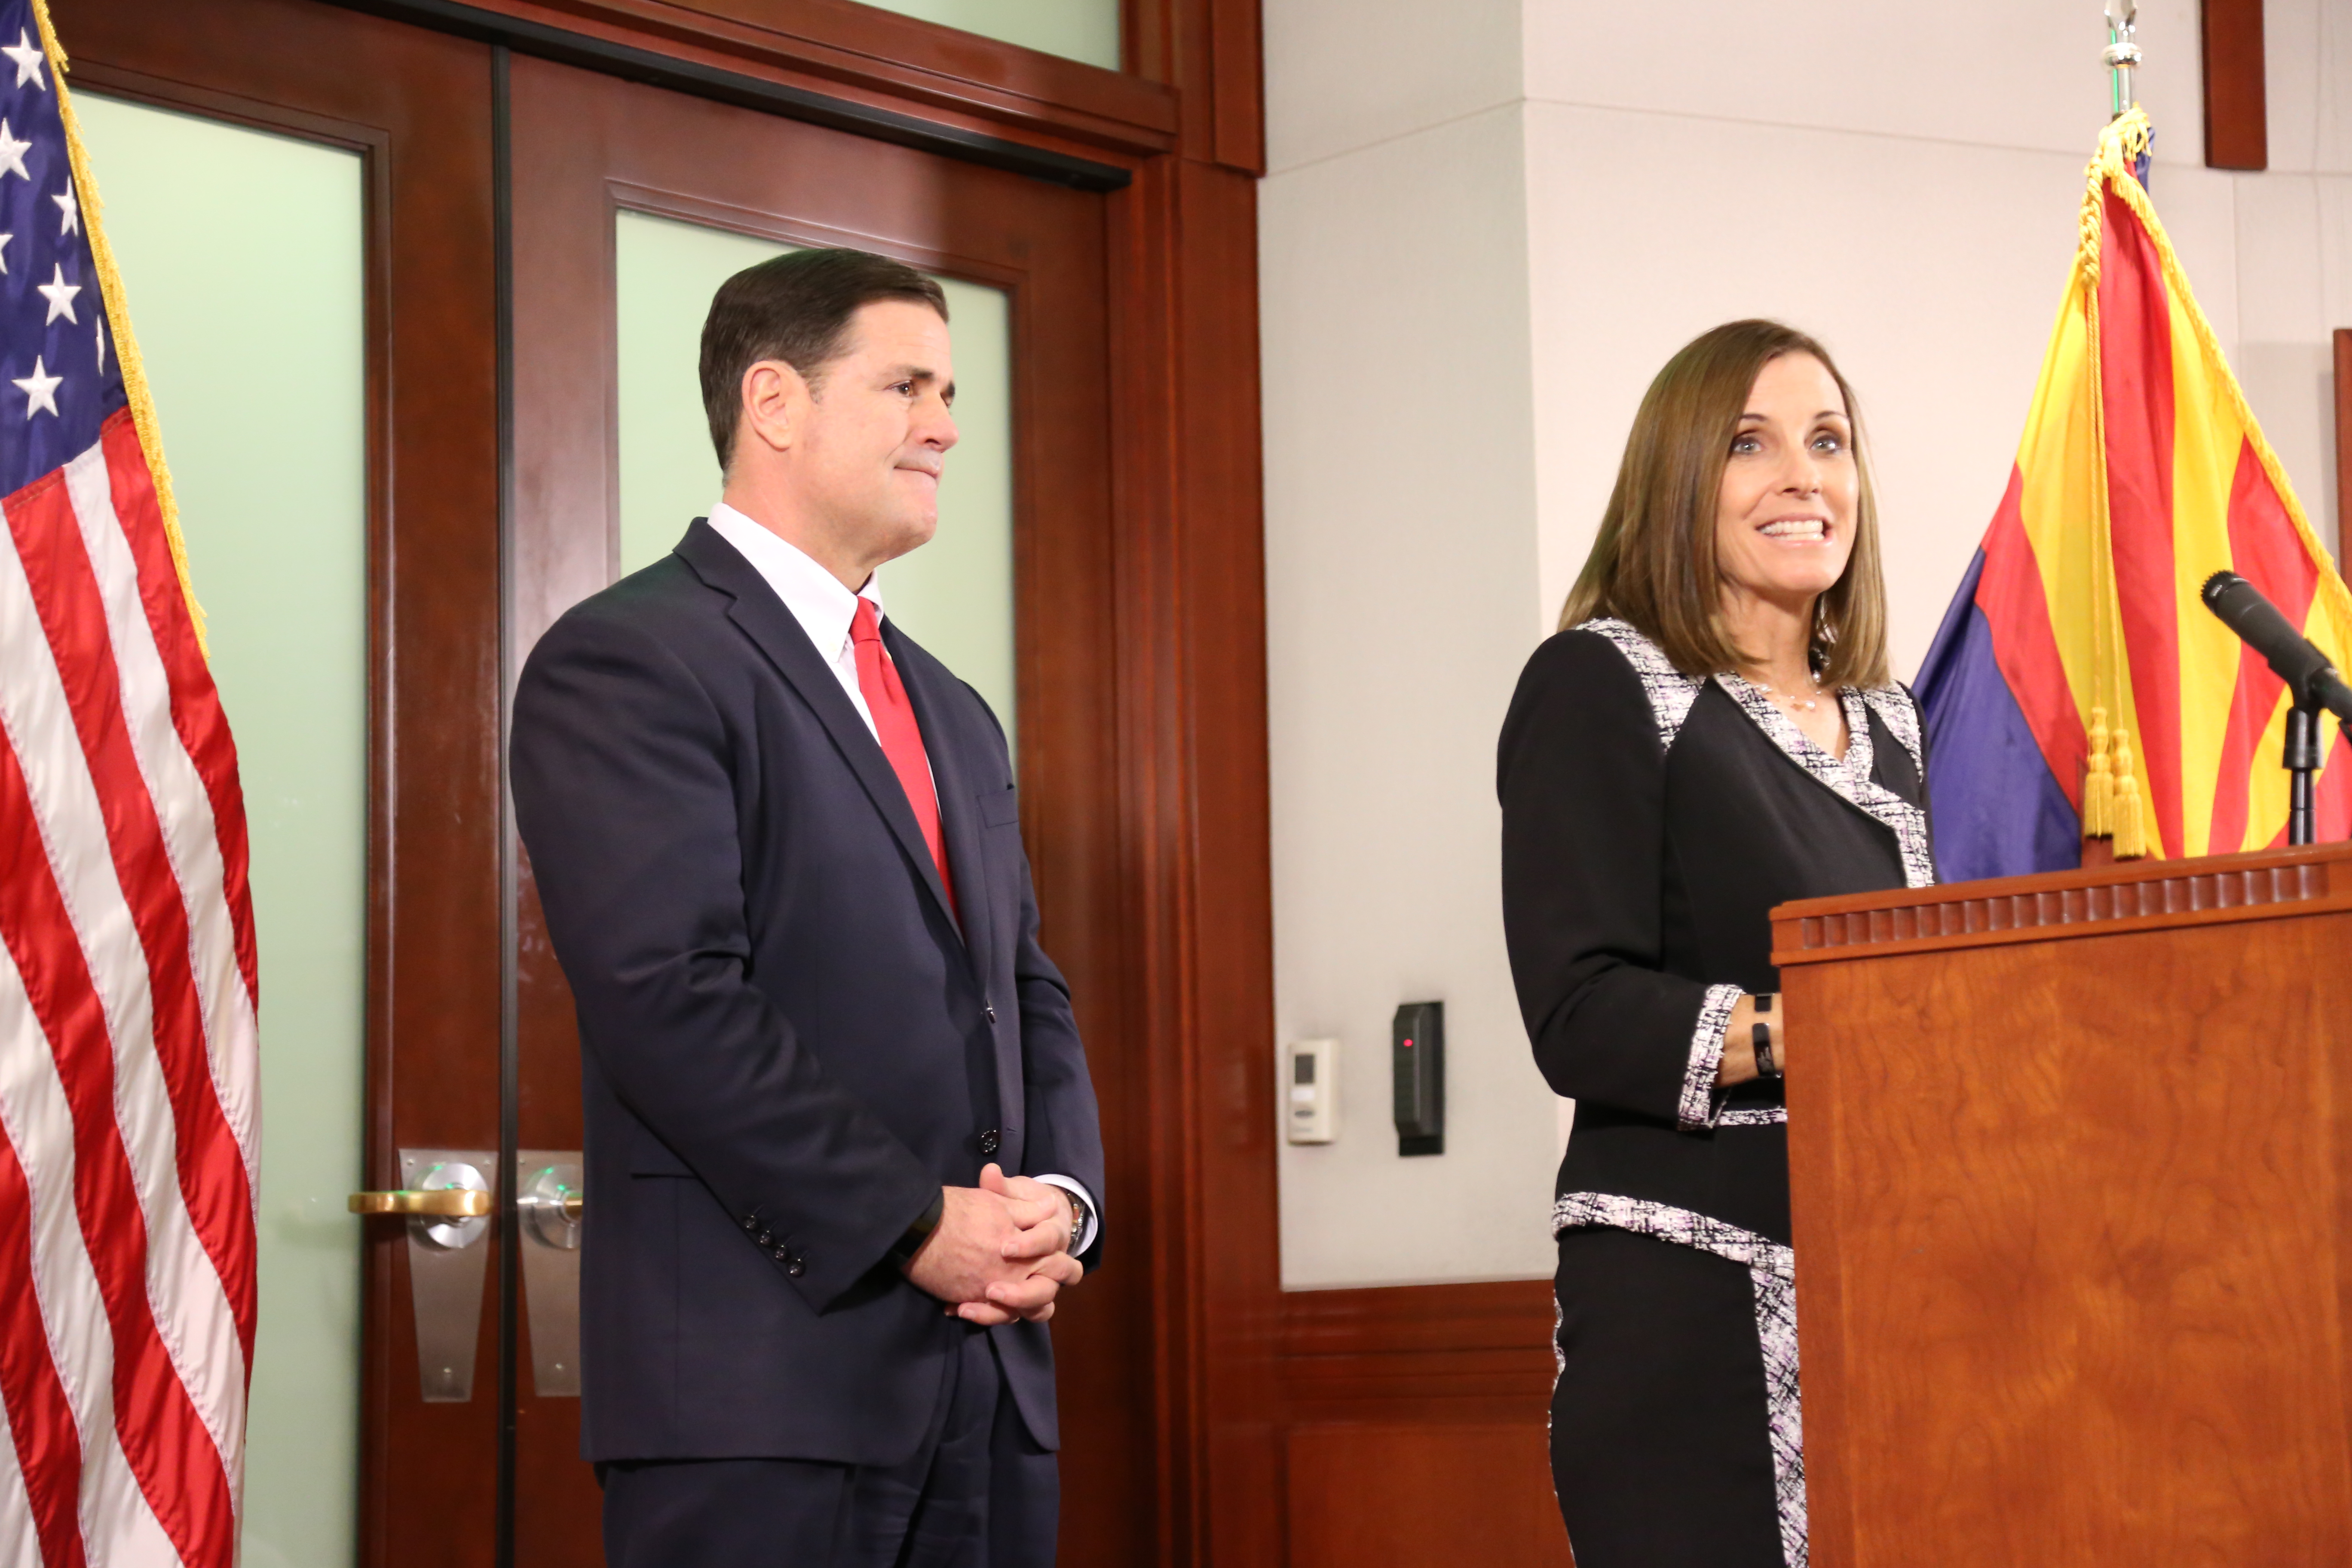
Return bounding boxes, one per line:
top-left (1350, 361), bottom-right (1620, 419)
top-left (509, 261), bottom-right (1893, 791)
top-left (1917, 106), bottom-right (2352, 879)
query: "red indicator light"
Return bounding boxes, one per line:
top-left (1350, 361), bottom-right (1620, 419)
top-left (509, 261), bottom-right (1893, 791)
top-left (1402, 1038), bottom-right (1415, 1048)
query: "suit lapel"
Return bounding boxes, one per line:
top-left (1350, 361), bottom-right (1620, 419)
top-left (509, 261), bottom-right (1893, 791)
top-left (891, 622), bottom-right (1023, 1165)
top-left (889, 623), bottom-right (999, 983)
top-left (676, 521), bottom-right (966, 945)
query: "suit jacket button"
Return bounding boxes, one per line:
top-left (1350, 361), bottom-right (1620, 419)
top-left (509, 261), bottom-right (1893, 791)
top-left (985, 1004), bottom-right (998, 1024)
top-left (787, 1254), bottom-right (806, 1278)
top-left (979, 1128), bottom-right (1001, 1157)
top-left (741, 1215), bottom-right (759, 1232)
top-left (756, 1231), bottom-right (773, 1247)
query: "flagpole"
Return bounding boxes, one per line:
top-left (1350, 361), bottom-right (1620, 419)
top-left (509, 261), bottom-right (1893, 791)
top-left (2104, 0), bottom-right (2141, 119)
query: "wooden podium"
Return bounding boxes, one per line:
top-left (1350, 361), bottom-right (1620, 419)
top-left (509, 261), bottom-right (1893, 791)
top-left (1774, 842), bottom-right (2352, 1564)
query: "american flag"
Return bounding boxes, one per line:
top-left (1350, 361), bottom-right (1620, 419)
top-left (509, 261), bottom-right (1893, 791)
top-left (0, 3), bottom-right (260, 1565)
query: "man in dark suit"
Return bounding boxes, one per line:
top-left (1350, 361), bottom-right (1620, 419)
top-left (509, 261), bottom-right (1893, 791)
top-left (511, 248), bottom-right (1103, 1567)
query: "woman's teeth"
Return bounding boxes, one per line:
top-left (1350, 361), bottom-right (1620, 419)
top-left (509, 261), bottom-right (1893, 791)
top-left (1761, 519), bottom-right (1826, 539)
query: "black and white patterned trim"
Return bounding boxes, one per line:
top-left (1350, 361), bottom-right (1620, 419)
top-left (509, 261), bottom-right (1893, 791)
top-left (1714, 674), bottom-right (1936, 891)
top-left (1678, 983), bottom-right (1742, 1131)
top-left (1863, 685), bottom-right (1923, 775)
top-left (1752, 1259), bottom-right (1805, 1567)
top-left (1718, 1106), bottom-right (1788, 1127)
top-left (1550, 1191), bottom-right (1791, 1274)
top-left (1553, 1193), bottom-right (1805, 1568)
top-left (1576, 618), bottom-right (1704, 752)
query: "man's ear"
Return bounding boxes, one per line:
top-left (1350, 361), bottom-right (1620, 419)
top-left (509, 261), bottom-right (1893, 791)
top-left (736, 359), bottom-right (810, 460)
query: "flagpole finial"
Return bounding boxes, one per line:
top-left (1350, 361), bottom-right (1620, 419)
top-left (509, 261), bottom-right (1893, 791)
top-left (2104, 0), bottom-right (2142, 118)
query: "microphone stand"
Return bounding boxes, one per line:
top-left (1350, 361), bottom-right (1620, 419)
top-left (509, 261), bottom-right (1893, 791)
top-left (2286, 705), bottom-right (2320, 846)
top-left (2201, 568), bottom-right (2352, 847)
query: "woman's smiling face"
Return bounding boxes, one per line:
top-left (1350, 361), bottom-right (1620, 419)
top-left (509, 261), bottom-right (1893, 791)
top-left (1713, 351), bottom-right (1857, 613)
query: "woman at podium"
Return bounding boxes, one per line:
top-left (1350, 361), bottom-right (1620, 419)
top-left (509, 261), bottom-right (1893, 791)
top-left (1498, 320), bottom-right (1936, 1568)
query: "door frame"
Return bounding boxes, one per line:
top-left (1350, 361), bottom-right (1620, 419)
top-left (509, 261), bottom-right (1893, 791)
top-left (502, 52), bottom-right (1146, 1559)
top-left (61, 3), bottom-right (511, 1564)
top-left (452, 0), bottom-right (1285, 1561)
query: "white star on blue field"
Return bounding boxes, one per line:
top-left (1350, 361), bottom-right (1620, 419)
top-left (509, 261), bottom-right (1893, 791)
top-left (0, 1), bottom-right (126, 489)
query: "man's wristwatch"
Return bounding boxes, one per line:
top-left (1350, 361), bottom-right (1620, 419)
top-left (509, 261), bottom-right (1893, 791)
top-left (1062, 1188), bottom-right (1090, 1251)
top-left (886, 1189), bottom-right (946, 1272)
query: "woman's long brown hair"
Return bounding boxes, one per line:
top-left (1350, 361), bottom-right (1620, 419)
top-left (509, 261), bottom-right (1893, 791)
top-left (1558, 320), bottom-right (1890, 689)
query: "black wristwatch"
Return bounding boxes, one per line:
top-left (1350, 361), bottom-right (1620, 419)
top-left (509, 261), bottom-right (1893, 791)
top-left (1752, 992), bottom-right (1782, 1079)
top-left (886, 1189), bottom-right (946, 1271)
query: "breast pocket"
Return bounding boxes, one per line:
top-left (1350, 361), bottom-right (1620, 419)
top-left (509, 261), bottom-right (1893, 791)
top-left (978, 785), bottom-right (1020, 829)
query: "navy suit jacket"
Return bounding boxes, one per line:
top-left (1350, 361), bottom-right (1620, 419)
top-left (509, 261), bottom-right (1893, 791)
top-left (510, 518), bottom-right (1104, 1466)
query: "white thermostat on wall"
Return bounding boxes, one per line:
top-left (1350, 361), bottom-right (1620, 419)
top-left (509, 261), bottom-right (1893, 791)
top-left (1283, 1038), bottom-right (1338, 1145)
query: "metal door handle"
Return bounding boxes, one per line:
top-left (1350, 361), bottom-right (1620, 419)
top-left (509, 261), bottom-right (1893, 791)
top-left (348, 1188), bottom-right (494, 1218)
top-left (358, 1153), bottom-right (496, 1403)
top-left (517, 1154), bottom-right (585, 1397)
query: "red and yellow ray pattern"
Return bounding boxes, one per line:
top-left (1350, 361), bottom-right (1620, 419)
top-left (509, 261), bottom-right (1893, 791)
top-left (1919, 108), bottom-right (2352, 873)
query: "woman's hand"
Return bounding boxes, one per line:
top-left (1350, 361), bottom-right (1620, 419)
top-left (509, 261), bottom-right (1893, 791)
top-left (1717, 992), bottom-right (1783, 1086)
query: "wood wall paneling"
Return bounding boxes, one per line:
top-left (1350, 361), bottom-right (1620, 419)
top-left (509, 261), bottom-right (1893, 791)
top-left (2200, 0), bottom-right (2267, 170)
top-left (330, 0), bottom-right (1181, 166)
top-left (1124, 0), bottom-right (1261, 170)
top-left (1271, 1283), bottom-right (1564, 1559)
top-left (1287, 1425), bottom-right (1573, 1568)
top-left (331, 0), bottom-right (1270, 175)
top-left (1101, 146), bottom-right (1256, 1564)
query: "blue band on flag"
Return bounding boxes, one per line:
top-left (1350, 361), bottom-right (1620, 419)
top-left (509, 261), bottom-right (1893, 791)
top-left (1915, 550), bottom-right (2082, 882)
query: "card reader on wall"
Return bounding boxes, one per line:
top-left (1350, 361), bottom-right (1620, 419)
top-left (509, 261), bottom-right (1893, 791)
top-left (1392, 1001), bottom-right (1444, 1157)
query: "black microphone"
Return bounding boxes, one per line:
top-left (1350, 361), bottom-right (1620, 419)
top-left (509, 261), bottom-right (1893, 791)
top-left (2200, 570), bottom-right (2352, 725)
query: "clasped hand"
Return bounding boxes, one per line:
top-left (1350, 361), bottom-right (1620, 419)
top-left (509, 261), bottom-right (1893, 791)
top-left (903, 1164), bottom-right (1082, 1326)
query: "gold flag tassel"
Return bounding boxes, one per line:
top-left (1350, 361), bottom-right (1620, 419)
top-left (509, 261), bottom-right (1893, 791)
top-left (2110, 725), bottom-right (2149, 859)
top-left (2082, 707), bottom-right (2114, 837)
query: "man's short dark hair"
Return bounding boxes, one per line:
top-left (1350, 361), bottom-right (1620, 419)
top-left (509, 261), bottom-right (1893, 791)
top-left (698, 247), bottom-right (949, 469)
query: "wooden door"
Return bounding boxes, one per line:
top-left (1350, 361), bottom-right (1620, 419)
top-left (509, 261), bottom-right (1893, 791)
top-left (505, 53), bottom-right (1155, 1565)
top-left (59, 1), bottom-right (506, 1565)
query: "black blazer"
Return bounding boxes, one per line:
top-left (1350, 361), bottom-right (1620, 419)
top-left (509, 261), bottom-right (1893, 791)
top-left (511, 519), bottom-right (1104, 1467)
top-left (1498, 622), bottom-right (1933, 1245)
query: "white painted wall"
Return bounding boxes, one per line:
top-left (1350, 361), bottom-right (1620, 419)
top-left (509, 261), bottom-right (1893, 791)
top-left (1263, 0), bottom-right (2352, 1289)
top-left (1262, 0), bottom-right (1559, 1288)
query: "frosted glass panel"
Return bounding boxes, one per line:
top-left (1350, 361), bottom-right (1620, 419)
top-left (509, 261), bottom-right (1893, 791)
top-left (614, 210), bottom-right (1017, 745)
top-left (76, 95), bottom-right (366, 1568)
top-left (858, 0), bottom-right (1117, 71)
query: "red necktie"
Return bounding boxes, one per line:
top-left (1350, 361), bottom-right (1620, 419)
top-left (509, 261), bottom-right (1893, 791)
top-left (850, 598), bottom-right (957, 920)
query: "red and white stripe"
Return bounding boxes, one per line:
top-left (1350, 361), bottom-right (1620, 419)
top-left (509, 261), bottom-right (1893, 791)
top-left (0, 406), bottom-right (259, 1568)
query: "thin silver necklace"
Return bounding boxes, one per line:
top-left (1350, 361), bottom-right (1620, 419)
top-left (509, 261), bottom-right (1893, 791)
top-left (1748, 672), bottom-right (1827, 713)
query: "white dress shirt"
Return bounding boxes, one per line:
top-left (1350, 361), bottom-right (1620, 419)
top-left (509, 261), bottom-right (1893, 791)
top-left (707, 501), bottom-right (887, 740)
top-left (703, 503), bottom-right (1098, 1253)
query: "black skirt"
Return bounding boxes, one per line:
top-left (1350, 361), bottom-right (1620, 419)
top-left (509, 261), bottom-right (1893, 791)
top-left (1550, 1227), bottom-right (1785, 1568)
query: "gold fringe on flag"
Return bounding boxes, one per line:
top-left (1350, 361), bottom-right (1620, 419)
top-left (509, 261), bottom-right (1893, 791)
top-left (2076, 109), bottom-right (2156, 861)
top-left (2083, 707), bottom-right (2113, 837)
top-left (28, 0), bottom-right (204, 659)
top-left (2111, 726), bottom-right (2148, 859)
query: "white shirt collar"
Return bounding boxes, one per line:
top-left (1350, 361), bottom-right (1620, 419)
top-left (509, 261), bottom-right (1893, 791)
top-left (705, 500), bottom-right (884, 661)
